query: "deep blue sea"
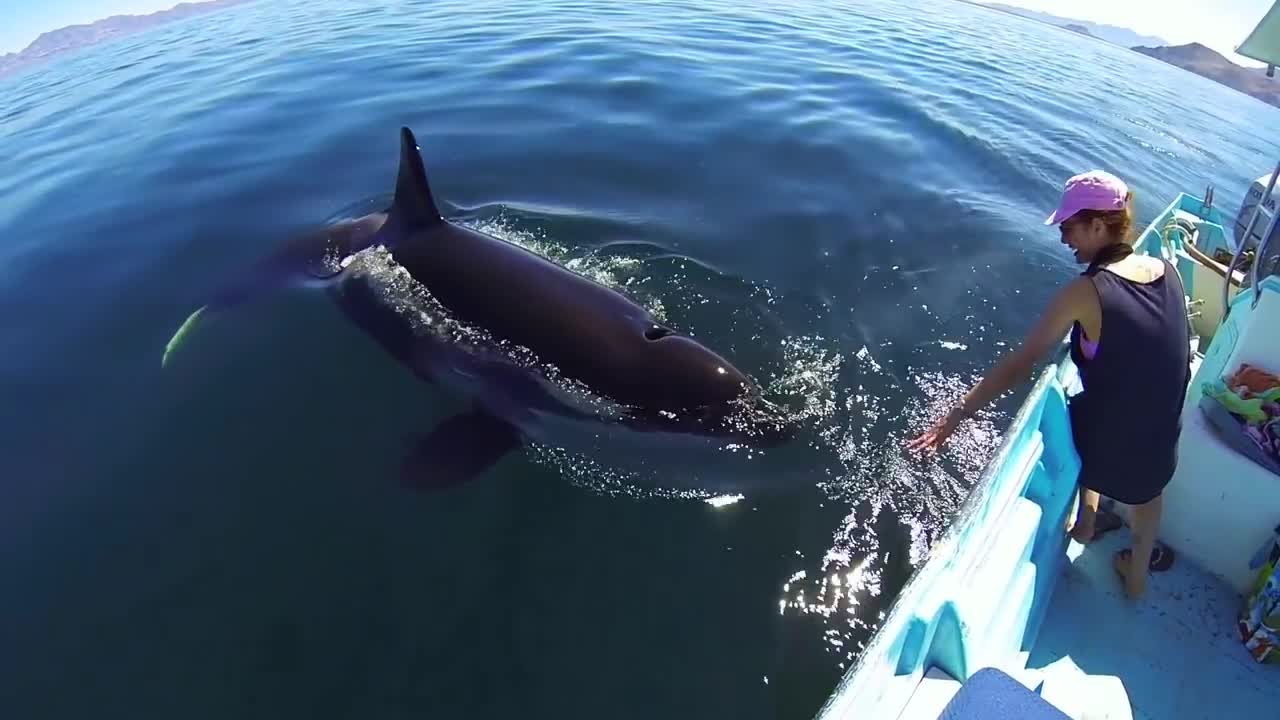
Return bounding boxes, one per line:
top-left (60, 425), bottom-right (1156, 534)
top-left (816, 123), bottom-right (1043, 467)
top-left (2, 0), bottom-right (1278, 717)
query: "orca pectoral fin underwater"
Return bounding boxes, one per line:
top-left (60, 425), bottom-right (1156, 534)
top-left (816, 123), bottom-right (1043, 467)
top-left (159, 214), bottom-right (384, 368)
top-left (162, 305), bottom-right (209, 368)
top-left (161, 127), bottom-right (437, 368)
top-left (401, 409), bottom-right (524, 490)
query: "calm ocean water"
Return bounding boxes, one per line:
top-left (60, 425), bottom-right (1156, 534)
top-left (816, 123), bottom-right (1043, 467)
top-left (2, 0), bottom-right (1278, 717)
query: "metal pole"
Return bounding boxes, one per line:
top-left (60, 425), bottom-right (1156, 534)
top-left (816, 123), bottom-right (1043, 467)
top-left (1252, 196), bottom-right (1280, 307)
top-left (1225, 160), bottom-right (1280, 319)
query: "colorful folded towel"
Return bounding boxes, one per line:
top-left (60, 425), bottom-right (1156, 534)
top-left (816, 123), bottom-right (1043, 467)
top-left (1203, 380), bottom-right (1269, 424)
top-left (1229, 363), bottom-right (1280, 396)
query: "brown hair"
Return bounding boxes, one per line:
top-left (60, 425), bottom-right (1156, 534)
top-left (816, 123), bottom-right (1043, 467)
top-left (1073, 190), bottom-right (1136, 269)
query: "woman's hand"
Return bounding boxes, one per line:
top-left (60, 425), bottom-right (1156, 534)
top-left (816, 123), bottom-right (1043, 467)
top-left (905, 276), bottom-right (1092, 455)
top-left (906, 406), bottom-right (966, 453)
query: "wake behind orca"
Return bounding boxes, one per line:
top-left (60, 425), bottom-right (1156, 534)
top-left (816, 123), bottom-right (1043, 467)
top-left (164, 127), bottom-right (796, 490)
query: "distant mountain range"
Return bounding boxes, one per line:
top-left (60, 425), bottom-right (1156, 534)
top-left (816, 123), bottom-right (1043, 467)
top-left (975, 3), bottom-right (1279, 108)
top-left (0, 0), bottom-right (254, 78)
top-left (5, 0), bottom-right (1278, 111)
top-left (980, 3), bottom-right (1170, 47)
top-left (1134, 43), bottom-right (1280, 108)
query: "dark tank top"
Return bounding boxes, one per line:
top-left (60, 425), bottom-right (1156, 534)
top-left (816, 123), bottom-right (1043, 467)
top-left (1068, 258), bottom-right (1191, 504)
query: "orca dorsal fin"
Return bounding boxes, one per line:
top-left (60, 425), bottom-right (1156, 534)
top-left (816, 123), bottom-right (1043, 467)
top-left (390, 126), bottom-right (443, 229)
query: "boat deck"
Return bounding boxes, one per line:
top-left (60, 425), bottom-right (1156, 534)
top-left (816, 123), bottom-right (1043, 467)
top-left (1028, 525), bottom-right (1280, 719)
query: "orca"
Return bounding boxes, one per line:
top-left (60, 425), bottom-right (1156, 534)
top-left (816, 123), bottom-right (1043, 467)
top-left (164, 127), bottom-right (795, 489)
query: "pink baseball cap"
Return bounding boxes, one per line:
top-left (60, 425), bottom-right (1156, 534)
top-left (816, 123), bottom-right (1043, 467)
top-left (1044, 170), bottom-right (1129, 225)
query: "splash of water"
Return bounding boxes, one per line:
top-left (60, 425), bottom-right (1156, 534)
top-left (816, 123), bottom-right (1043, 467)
top-left (468, 215), bottom-right (669, 320)
top-left (773, 343), bottom-right (1008, 661)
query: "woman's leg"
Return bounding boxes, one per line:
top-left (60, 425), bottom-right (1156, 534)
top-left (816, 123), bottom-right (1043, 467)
top-left (1069, 486), bottom-right (1102, 543)
top-left (1117, 493), bottom-right (1163, 598)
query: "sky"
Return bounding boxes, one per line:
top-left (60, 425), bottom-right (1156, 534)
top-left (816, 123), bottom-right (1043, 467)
top-left (1, 0), bottom-right (1276, 63)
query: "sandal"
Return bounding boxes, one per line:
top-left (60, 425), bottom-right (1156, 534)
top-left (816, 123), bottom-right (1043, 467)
top-left (1069, 507), bottom-right (1124, 542)
top-left (1149, 544), bottom-right (1175, 571)
top-left (1092, 509), bottom-right (1124, 538)
top-left (1115, 544), bottom-right (1176, 573)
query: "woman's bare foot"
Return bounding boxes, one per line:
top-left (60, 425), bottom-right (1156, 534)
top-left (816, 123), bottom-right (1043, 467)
top-left (1069, 488), bottom-right (1103, 544)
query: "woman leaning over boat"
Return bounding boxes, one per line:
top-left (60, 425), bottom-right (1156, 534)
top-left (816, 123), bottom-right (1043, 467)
top-left (908, 170), bottom-right (1192, 599)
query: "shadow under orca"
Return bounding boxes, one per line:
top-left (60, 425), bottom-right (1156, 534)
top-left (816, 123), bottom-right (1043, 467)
top-left (164, 127), bottom-right (796, 489)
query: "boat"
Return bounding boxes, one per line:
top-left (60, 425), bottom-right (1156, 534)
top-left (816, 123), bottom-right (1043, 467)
top-left (811, 7), bottom-right (1280, 719)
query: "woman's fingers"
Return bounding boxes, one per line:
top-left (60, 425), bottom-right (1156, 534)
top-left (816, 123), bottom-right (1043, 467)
top-left (906, 428), bottom-right (939, 452)
top-left (907, 413), bottom-right (959, 453)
